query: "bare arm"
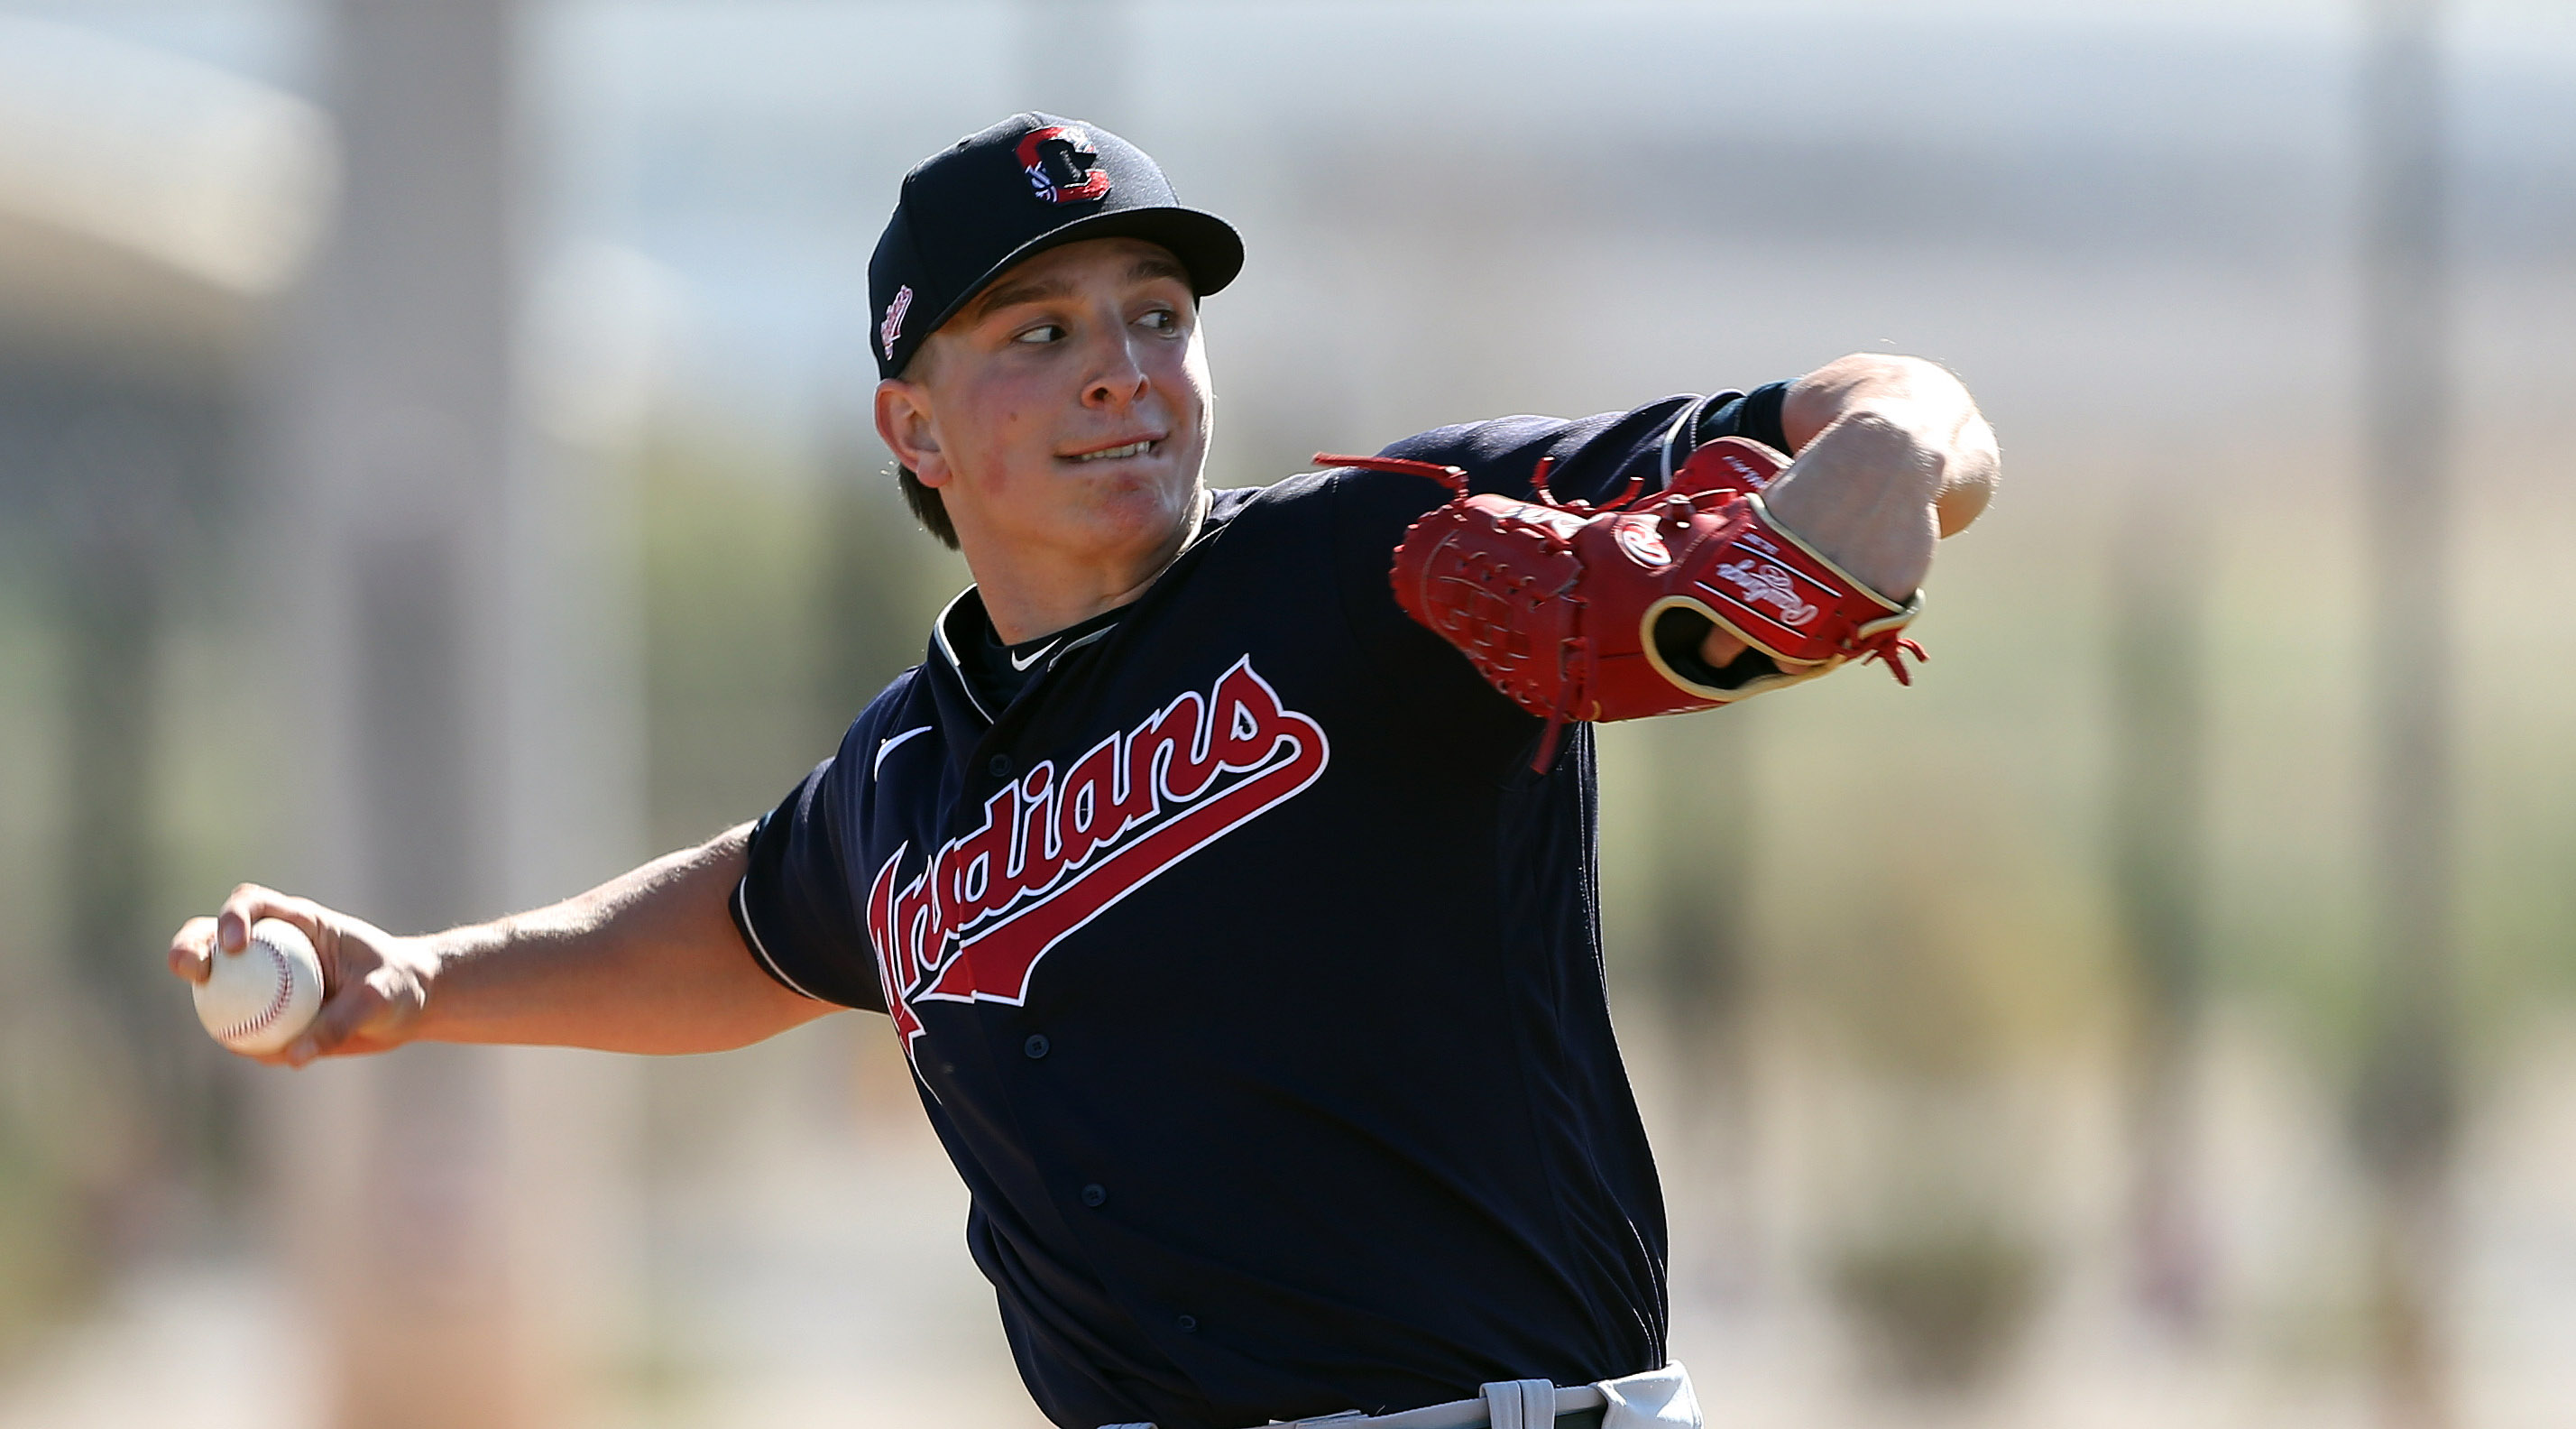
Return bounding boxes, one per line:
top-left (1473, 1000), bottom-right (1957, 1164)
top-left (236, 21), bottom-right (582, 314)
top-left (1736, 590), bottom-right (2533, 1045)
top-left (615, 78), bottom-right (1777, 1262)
top-left (166, 824), bottom-right (837, 1065)
top-left (1697, 352), bottom-right (2000, 667)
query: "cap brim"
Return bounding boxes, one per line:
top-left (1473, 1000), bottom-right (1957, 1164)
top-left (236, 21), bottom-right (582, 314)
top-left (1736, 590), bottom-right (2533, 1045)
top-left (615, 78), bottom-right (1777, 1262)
top-left (919, 206), bottom-right (1246, 340)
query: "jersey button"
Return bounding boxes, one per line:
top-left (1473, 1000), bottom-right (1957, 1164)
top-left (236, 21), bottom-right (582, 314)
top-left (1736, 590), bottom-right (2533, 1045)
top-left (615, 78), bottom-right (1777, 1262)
top-left (1079, 1183), bottom-right (1107, 1207)
top-left (1023, 1034), bottom-right (1051, 1059)
top-left (1174, 1314), bottom-right (1199, 1333)
top-left (989, 753), bottom-right (1013, 778)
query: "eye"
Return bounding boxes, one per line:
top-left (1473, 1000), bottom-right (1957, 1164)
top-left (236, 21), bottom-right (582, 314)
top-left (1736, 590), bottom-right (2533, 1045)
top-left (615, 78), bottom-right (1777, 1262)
top-left (1136, 308), bottom-right (1178, 334)
top-left (1012, 323), bottom-right (1064, 346)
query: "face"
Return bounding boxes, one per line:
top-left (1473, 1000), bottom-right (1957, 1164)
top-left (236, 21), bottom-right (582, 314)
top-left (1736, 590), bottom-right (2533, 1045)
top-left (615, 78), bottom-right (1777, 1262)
top-left (876, 237), bottom-right (1213, 576)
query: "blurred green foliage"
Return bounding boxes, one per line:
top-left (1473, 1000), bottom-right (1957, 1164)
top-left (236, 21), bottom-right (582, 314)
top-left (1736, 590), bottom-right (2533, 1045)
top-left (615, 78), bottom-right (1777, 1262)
top-left (634, 419), bottom-right (962, 852)
top-left (0, 571), bottom-right (98, 1363)
top-left (1828, 1210), bottom-right (2048, 1394)
top-left (0, 1111), bottom-right (93, 1367)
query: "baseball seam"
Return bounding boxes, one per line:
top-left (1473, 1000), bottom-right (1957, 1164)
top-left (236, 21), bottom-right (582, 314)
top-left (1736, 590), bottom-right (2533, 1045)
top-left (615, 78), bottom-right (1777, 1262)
top-left (220, 944), bottom-right (296, 1043)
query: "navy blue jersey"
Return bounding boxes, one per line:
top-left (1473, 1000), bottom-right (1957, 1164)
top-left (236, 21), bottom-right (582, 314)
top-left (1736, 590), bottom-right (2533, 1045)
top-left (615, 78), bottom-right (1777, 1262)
top-left (734, 386), bottom-right (1789, 1429)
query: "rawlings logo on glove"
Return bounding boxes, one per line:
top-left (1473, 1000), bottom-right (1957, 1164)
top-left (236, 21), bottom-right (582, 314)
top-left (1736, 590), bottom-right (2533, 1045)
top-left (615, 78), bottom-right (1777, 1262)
top-left (1714, 558), bottom-right (1819, 626)
top-left (1320, 438), bottom-right (1926, 770)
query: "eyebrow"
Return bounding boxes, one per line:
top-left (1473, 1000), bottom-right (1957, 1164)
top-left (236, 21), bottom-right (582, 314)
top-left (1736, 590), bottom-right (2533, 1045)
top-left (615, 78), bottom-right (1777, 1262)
top-left (962, 254), bottom-right (1193, 327)
top-left (1127, 254), bottom-right (1191, 287)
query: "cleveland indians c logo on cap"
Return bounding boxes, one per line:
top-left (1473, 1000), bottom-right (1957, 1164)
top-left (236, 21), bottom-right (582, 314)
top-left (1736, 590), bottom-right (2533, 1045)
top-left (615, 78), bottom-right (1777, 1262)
top-left (1016, 124), bottom-right (1111, 204)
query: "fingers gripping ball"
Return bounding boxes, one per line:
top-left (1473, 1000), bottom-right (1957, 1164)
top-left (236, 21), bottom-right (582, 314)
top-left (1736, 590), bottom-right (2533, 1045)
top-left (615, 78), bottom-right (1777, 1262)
top-left (1324, 438), bottom-right (1926, 770)
top-left (194, 918), bottom-right (324, 1056)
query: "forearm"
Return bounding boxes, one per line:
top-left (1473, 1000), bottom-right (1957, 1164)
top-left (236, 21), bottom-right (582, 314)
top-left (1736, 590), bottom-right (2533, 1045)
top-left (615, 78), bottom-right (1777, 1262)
top-left (415, 824), bottom-right (833, 1054)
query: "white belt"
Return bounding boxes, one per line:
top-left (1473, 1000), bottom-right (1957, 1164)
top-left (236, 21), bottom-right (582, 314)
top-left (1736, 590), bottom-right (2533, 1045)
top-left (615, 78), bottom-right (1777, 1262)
top-left (1099, 1361), bottom-right (1701, 1429)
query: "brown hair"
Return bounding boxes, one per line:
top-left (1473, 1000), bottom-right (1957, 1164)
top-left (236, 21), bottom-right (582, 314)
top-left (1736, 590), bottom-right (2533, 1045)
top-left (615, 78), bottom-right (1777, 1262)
top-left (896, 463), bottom-right (958, 549)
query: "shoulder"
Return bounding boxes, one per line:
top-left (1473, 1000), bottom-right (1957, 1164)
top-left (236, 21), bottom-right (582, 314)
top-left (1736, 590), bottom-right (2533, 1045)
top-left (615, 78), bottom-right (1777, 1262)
top-left (840, 665), bottom-right (930, 748)
top-left (823, 665), bottom-right (938, 793)
top-left (1380, 414), bottom-right (1576, 472)
top-left (1196, 469), bottom-right (1444, 566)
top-left (1206, 473), bottom-right (1328, 518)
top-left (1382, 400), bottom-right (1705, 504)
top-left (1192, 392), bottom-right (1723, 565)
top-left (1182, 474), bottom-right (1364, 557)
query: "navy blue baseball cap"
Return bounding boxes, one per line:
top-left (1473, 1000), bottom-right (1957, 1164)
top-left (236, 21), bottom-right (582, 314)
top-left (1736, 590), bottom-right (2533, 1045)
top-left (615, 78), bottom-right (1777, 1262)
top-left (869, 114), bottom-right (1245, 381)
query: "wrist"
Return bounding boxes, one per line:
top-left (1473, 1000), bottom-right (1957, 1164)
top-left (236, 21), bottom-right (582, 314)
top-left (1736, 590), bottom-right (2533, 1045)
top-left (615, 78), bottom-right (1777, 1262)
top-left (393, 929), bottom-right (463, 1041)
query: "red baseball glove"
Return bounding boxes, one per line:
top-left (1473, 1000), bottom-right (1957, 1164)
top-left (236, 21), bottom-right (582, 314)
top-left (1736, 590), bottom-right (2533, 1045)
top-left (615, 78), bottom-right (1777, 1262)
top-left (1322, 437), bottom-right (1926, 770)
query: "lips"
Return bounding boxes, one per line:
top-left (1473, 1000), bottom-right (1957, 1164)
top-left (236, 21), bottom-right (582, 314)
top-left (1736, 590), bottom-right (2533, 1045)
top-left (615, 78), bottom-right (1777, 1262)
top-left (1066, 438), bottom-right (1160, 463)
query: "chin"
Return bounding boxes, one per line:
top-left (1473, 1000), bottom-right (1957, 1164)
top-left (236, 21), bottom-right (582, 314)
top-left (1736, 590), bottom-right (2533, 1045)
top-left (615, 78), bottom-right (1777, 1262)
top-left (1097, 488), bottom-right (1196, 544)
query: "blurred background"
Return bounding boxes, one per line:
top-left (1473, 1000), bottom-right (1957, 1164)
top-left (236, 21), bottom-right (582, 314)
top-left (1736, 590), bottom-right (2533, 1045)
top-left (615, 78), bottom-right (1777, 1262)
top-left (0, 1), bottom-right (2570, 1425)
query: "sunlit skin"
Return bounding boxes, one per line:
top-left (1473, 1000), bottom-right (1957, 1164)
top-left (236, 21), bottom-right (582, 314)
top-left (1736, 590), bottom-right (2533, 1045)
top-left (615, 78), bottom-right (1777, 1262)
top-left (162, 244), bottom-right (1998, 1067)
top-left (875, 237), bottom-right (1215, 644)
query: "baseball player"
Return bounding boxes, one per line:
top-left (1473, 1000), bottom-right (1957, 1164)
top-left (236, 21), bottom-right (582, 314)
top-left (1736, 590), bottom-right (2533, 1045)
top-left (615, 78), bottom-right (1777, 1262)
top-left (169, 115), bottom-right (1995, 1429)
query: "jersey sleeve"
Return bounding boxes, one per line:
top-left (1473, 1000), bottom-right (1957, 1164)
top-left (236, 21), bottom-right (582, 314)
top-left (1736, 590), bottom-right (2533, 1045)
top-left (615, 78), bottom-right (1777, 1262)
top-left (731, 745), bottom-right (889, 1014)
top-left (1328, 382), bottom-right (1795, 713)
top-left (1697, 380), bottom-right (1791, 453)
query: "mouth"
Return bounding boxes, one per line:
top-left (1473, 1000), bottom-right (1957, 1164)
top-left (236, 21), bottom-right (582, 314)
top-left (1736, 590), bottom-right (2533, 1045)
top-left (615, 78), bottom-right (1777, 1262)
top-left (1063, 438), bottom-right (1162, 464)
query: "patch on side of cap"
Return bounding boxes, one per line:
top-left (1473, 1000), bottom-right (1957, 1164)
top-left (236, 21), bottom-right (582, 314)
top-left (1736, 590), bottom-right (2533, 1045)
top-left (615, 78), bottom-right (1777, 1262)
top-left (880, 284), bottom-right (914, 362)
top-left (1016, 124), bottom-right (1110, 205)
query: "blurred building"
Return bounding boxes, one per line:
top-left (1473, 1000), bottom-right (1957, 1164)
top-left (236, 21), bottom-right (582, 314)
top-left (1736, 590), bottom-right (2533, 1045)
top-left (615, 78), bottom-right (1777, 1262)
top-left (0, 12), bottom-right (328, 1358)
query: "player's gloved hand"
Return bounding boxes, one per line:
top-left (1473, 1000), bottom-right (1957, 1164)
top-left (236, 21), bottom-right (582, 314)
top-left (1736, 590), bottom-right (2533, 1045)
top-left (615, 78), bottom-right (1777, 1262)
top-left (1764, 413), bottom-right (1943, 601)
top-left (167, 886), bottom-right (434, 1066)
top-left (1697, 392), bottom-right (1997, 667)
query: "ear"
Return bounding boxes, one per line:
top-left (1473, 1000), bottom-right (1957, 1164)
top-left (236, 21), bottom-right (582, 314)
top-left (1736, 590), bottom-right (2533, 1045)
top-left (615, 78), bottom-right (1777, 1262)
top-left (874, 376), bottom-right (948, 486)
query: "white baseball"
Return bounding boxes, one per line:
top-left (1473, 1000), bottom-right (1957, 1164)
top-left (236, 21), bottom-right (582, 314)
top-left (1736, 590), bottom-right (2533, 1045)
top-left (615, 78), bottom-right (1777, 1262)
top-left (194, 917), bottom-right (324, 1056)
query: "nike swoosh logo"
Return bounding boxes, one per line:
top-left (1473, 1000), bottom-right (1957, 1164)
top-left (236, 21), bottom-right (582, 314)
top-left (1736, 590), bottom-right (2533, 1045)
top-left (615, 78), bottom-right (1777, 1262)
top-left (873, 725), bottom-right (934, 775)
top-left (1007, 641), bottom-right (1059, 672)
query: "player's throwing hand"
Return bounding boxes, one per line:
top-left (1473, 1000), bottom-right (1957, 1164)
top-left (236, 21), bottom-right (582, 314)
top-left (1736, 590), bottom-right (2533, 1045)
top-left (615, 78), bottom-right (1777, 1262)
top-left (168, 885), bottom-right (431, 1066)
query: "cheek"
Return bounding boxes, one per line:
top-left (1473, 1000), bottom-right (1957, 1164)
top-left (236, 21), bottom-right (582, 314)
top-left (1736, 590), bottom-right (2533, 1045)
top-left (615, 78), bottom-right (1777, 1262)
top-left (955, 383), bottom-right (1043, 473)
top-left (1182, 337), bottom-right (1213, 413)
top-left (1164, 339), bottom-right (1213, 447)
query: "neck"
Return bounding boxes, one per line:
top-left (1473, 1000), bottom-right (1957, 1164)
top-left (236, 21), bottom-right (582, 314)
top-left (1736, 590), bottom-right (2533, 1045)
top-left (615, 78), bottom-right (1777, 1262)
top-left (966, 487), bottom-right (1210, 643)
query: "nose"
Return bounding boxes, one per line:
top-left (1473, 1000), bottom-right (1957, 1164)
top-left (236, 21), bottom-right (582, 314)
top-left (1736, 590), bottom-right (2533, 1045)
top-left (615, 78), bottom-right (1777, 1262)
top-left (1081, 323), bottom-right (1150, 410)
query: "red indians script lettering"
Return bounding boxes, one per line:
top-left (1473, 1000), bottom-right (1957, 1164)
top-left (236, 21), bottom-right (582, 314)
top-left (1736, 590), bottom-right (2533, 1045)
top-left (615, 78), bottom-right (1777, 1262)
top-left (868, 657), bottom-right (1329, 1047)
